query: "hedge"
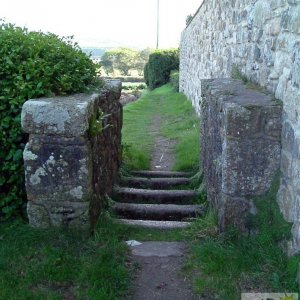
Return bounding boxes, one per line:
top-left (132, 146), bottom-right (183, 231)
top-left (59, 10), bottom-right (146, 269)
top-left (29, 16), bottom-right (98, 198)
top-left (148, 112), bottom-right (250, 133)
top-left (144, 49), bottom-right (179, 90)
top-left (170, 70), bottom-right (179, 92)
top-left (0, 22), bottom-right (101, 218)
top-left (144, 63), bottom-right (149, 86)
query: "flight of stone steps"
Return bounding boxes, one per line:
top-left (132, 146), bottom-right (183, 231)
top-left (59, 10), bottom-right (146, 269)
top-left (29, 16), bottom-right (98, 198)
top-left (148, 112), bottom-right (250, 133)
top-left (112, 170), bottom-right (204, 229)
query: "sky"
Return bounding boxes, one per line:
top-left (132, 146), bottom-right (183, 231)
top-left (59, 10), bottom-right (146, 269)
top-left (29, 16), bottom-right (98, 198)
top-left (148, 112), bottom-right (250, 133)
top-left (1, 0), bottom-right (202, 49)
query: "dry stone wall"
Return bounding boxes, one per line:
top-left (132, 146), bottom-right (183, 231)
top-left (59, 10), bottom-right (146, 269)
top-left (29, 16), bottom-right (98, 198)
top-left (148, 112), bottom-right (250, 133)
top-left (21, 80), bottom-right (122, 230)
top-left (180, 0), bottom-right (300, 254)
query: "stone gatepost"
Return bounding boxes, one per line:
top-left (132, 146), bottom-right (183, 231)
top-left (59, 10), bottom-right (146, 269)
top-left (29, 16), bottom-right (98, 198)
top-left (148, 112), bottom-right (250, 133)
top-left (201, 79), bottom-right (282, 233)
top-left (21, 81), bottom-right (122, 229)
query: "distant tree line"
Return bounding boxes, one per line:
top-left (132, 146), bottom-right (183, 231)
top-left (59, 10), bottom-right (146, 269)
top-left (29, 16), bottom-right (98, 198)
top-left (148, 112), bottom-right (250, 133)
top-left (101, 48), bottom-right (152, 76)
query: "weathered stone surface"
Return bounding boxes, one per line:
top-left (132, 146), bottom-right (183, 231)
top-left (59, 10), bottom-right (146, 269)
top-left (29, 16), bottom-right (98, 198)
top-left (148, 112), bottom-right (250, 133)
top-left (22, 94), bottom-right (95, 137)
top-left (22, 80), bottom-right (122, 229)
top-left (112, 202), bottom-right (204, 221)
top-left (113, 187), bottom-right (197, 204)
top-left (117, 219), bottom-right (191, 229)
top-left (201, 79), bottom-right (282, 232)
top-left (180, 0), bottom-right (300, 254)
top-left (24, 136), bottom-right (92, 203)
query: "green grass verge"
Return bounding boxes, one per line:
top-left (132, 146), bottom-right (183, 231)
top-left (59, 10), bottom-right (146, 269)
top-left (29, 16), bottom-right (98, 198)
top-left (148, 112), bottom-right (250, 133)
top-left (184, 176), bottom-right (300, 299)
top-left (0, 214), bottom-right (189, 300)
top-left (0, 218), bottom-right (132, 300)
top-left (122, 84), bottom-right (200, 171)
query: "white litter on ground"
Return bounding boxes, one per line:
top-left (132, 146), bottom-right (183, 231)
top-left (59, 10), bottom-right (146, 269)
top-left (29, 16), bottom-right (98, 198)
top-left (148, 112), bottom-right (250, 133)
top-left (126, 240), bottom-right (142, 247)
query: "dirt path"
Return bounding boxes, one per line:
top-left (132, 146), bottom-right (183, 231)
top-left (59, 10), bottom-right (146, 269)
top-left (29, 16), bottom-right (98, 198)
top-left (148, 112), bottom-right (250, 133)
top-left (130, 242), bottom-right (198, 300)
top-left (129, 99), bottom-right (198, 300)
top-left (150, 113), bottom-right (176, 172)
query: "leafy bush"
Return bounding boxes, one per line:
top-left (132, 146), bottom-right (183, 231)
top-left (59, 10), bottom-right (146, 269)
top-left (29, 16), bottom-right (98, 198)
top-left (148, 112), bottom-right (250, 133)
top-left (170, 70), bottom-right (179, 92)
top-left (144, 63), bottom-right (149, 86)
top-left (0, 21), bottom-right (100, 218)
top-left (144, 49), bottom-right (179, 90)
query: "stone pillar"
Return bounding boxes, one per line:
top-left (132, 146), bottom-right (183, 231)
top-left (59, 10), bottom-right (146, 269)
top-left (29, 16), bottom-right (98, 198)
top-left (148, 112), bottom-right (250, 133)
top-left (201, 79), bottom-right (282, 232)
top-left (21, 81), bottom-right (122, 229)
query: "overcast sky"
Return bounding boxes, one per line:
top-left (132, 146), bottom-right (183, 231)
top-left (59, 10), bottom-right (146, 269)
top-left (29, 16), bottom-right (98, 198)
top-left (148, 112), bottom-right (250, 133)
top-left (1, 0), bottom-right (202, 49)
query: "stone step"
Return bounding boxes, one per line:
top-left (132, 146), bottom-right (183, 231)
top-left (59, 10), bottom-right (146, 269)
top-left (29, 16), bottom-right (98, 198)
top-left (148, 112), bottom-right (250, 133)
top-left (113, 187), bottom-right (198, 204)
top-left (120, 176), bottom-right (191, 189)
top-left (131, 170), bottom-right (192, 178)
top-left (112, 202), bottom-right (204, 221)
top-left (117, 219), bottom-right (191, 229)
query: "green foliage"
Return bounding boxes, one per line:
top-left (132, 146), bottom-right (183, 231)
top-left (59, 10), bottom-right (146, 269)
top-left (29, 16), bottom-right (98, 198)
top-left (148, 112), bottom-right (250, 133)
top-left (101, 48), bottom-right (152, 77)
top-left (169, 70), bottom-right (179, 92)
top-left (0, 21), bottom-right (100, 218)
top-left (144, 63), bottom-right (149, 86)
top-left (134, 48), bottom-right (153, 76)
top-left (144, 49), bottom-right (179, 90)
top-left (231, 65), bottom-right (249, 83)
top-left (186, 175), bottom-right (300, 299)
top-left (0, 216), bottom-right (132, 299)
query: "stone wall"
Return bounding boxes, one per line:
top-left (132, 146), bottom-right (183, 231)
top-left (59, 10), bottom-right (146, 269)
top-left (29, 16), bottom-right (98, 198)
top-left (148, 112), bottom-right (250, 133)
top-left (180, 0), bottom-right (300, 255)
top-left (201, 78), bottom-right (282, 232)
top-left (21, 80), bottom-right (122, 230)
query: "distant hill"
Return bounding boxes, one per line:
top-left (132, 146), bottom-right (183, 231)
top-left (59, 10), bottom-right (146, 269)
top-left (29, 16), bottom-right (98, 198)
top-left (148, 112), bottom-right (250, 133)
top-left (82, 47), bottom-right (113, 58)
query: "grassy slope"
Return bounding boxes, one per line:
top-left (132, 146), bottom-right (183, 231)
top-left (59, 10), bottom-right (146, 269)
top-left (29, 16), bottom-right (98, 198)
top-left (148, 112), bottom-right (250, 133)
top-left (122, 84), bottom-right (200, 171)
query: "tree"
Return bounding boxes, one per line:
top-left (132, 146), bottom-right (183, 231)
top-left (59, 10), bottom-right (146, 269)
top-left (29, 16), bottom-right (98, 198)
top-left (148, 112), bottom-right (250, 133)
top-left (135, 48), bottom-right (153, 76)
top-left (101, 51), bottom-right (114, 75)
top-left (113, 48), bottom-right (137, 76)
top-left (101, 48), bottom-right (137, 76)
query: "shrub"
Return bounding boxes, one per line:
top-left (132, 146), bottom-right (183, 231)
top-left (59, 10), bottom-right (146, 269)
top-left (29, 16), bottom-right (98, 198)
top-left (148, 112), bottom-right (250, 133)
top-left (144, 63), bottom-right (149, 86)
top-left (0, 21), bottom-right (101, 218)
top-left (170, 70), bottom-right (179, 92)
top-left (144, 49), bottom-right (179, 90)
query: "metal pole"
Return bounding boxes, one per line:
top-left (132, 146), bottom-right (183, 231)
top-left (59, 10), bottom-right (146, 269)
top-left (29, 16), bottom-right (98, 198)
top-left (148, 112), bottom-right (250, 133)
top-left (156, 0), bottom-right (159, 49)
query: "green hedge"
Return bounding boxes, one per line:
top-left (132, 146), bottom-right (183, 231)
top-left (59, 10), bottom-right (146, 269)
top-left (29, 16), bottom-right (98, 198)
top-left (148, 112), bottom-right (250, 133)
top-left (170, 70), bottom-right (179, 92)
top-left (144, 63), bottom-right (149, 86)
top-left (0, 22), bottom-right (100, 218)
top-left (144, 49), bottom-right (179, 90)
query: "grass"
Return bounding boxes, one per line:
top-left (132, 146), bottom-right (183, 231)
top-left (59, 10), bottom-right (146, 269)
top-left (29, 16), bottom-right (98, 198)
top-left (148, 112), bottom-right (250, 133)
top-left (122, 84), bottom-right (200, 172)
top-left (0, 217), bottom-right (132, 300)
top-left (185, 175), bottom-right (300, 299)
top-left (0, 214), bottom-right (189, 300)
